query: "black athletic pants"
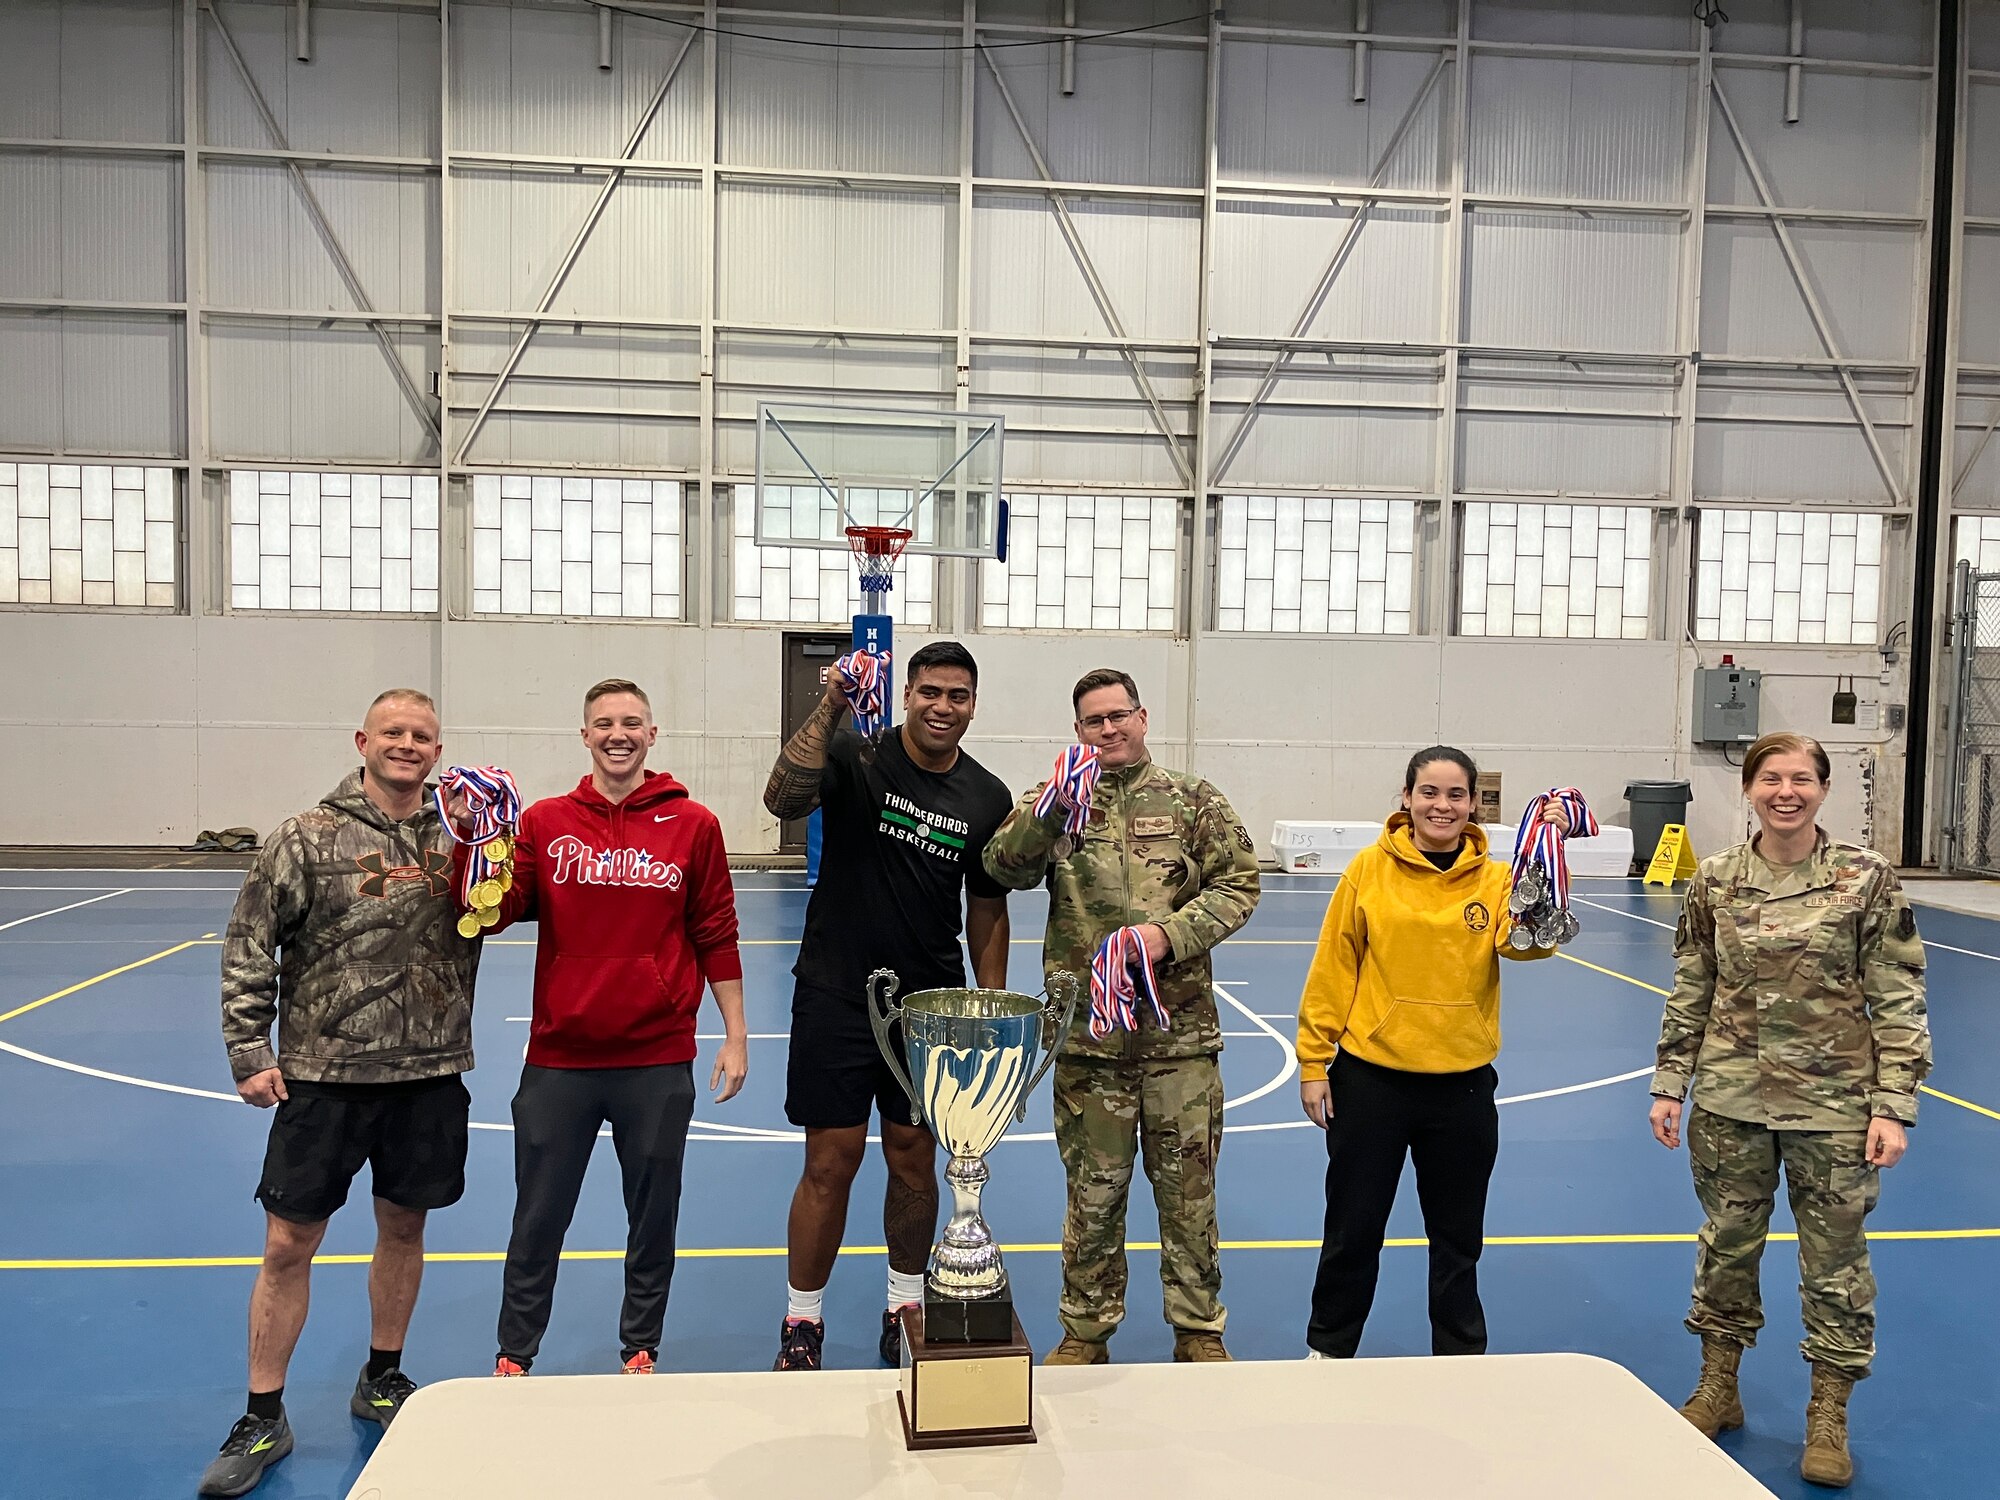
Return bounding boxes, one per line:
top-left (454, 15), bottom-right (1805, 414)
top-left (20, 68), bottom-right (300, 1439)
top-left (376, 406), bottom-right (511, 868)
top-left (1306, 1051), bottom-right (1500, 1359)
top-left (498, 1062), bottom-right (696, 1365)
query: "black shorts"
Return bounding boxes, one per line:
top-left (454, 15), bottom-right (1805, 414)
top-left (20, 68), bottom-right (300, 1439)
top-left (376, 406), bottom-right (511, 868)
top-left (785, 982), bottom-right (925, 1132)
top-left (255, 1075), bottom-right (471, 1224)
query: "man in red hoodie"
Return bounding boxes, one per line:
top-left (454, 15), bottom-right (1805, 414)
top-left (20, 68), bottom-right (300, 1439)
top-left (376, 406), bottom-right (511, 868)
top-left (457, 678), bottom-right (748, 1376)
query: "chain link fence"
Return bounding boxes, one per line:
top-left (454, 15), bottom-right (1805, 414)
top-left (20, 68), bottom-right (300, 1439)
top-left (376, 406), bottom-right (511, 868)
top-left (1944, 562), bottom-right (2000, 874)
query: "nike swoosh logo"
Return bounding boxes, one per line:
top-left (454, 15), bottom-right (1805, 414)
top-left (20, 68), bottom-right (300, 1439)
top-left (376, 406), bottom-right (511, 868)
top-left (654, 814), bottom-right (676, 822)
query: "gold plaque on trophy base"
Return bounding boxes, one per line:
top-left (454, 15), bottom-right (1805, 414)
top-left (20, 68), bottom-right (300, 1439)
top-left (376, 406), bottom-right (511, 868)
top-left (895, 1305), bottom-right (1035, 1452)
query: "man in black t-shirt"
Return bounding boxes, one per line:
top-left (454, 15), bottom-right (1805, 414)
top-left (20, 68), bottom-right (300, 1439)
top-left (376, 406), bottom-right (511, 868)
top-left (762, 640), bottom-right (1013, 1371)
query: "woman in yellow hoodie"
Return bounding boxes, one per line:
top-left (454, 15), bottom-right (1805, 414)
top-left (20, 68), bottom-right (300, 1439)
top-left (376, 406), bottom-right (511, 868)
top-left (1295, 746), bottom-right (1562, 1359)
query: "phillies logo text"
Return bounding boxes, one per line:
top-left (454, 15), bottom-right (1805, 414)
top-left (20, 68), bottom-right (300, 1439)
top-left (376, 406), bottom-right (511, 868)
top-left (548, 836), bottom-right (684, 890)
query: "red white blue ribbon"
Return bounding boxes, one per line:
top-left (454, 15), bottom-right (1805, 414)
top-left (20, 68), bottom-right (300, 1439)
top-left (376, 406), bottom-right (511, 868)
top-left (836, 649), bottom-right (891, 739)
top-left (1088, 925), bottom-right (1168, 1040)
top-left (433, 765), bottom-right (522, 906)
top-left (1035, 744), bottom-right (1101, 837)
top-left (1509, 787), bottom-right (1598, 913)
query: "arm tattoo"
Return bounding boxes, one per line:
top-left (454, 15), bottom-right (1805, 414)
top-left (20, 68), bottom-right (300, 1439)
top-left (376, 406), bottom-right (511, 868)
top-left (763, 695), bottom-right (845, 818)
top-left (884, 1171), bottom-right (940, 1277)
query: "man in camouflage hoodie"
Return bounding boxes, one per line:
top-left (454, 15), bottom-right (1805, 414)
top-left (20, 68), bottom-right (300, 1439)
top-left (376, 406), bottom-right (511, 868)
top-left (200, 689), bottom-right (481, 1499)
top-left (983, 668), bottom-right (1260, 1364)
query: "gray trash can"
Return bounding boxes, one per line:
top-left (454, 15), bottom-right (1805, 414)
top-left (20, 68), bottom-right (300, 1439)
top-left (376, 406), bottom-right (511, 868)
top-left (1624, 780), bottom-right (1692, 876)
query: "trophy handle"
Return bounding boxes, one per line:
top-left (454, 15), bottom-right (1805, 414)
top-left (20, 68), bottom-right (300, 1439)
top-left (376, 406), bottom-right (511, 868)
top-left (1016, 969), bottom-right (1081, 1121)
top-left (866, 968), bottom-right (921, 1128)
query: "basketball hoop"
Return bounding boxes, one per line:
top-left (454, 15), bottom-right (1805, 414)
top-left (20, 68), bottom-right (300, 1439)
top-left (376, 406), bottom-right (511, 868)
top-left (845, 525), bottom-right (913, 595)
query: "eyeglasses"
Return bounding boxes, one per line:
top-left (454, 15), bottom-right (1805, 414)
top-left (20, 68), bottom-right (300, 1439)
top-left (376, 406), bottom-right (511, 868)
top-left (1077, 708), bottom-right (1140, 732)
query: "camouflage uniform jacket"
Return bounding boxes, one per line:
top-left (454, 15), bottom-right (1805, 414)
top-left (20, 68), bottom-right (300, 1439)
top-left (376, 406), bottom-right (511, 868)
top-left (983, 757), bottom-right (1261, 1061)
top-left (1651, 834), bottom-right (1930, 1129)
top-left (221, 770), bottom-right (481, 1085)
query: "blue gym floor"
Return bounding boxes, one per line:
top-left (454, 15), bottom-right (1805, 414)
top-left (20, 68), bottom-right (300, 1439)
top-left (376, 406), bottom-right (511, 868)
top-left (0, 869), bottom-right (1994, 1500)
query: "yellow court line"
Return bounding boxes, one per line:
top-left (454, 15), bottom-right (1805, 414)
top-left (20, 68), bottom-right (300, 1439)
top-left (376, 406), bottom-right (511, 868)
top-left (0, 934), bottom-right (219, 1027)
top-left (9, 1228), bottom-right (2000, 1271)
top-left (1555, 951), bottom-right (1670, 997)
top-left (1922, 1084), bottom-right (2000, 1122)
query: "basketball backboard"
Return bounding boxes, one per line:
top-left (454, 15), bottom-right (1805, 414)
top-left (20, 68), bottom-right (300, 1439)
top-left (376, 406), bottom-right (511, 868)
top-left (753, 402), bottom-right (1005, 560)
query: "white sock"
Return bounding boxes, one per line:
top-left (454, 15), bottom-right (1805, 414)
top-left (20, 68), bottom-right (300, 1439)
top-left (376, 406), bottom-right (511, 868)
top-left (786, 1284), bottom-right (825, 1324)
top-left (887, 1268), bottom-right (925, 1312)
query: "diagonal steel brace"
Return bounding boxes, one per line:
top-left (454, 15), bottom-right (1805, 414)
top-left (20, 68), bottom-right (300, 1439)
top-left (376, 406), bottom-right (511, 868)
top-left (204, 1), bottom-right (440, 444)
top-left (1711, 79), bottom-right (1904, 507)
top-left (453, 27), bottom-right (698, 465)
top-left (1212, 52), bottom-right (1450, 484)
top-left (977, 44), bottom-right (1195, 489)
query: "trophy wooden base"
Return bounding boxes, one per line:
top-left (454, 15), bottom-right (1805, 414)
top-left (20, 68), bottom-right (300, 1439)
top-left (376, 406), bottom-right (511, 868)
top-left (895, 1304), bottom-right (1036, 1451)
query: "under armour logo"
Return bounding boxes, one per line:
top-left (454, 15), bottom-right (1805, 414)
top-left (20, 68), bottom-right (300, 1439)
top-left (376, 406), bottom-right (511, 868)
top-left (355, 849), bottom-right (453, 899)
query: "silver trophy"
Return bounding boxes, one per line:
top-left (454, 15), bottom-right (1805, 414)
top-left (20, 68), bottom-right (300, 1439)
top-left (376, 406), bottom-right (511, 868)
top-left (868, 968), bottom-right (1080, 1344)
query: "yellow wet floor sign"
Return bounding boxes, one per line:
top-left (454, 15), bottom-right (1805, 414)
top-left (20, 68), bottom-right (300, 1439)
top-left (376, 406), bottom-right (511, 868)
top-left (1643, 824), bottom-right (1697, 886)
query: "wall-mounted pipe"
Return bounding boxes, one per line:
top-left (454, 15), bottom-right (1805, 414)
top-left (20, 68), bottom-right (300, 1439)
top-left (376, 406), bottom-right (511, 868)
top-left (1353, 0), bottom-right (1370, 104)
top-left (295, 0), bottom-right (311, 63)
top-left (1061, 1), bottom-right (1076, 95)
top-left (598, 4), bottom-right (614, 71)
top-left (1785, 0), bottom-right (1804, 123)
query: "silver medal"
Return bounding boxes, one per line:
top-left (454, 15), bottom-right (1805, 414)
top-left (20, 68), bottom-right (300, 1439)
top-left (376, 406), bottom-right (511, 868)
top-left (1534, 916), bottom-right (1562, 947)
top-left (1053, 834), bottom-right (1075, 862)
top-left (1508, 924), bottom-right (1536, 951)
top-left (1509, 883), bottom-right (1537, 915)
top-left (1558, 909), bottom-right (1581, 943)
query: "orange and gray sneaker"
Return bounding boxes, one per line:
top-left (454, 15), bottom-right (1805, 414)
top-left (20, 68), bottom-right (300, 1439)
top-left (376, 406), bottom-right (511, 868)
top-left (493, 1356), bottom-right (528, 1377)
top-left (622, 1350), bottom-right (656, 1374)
top-left (773, 1317), bottom-right (825, 1371)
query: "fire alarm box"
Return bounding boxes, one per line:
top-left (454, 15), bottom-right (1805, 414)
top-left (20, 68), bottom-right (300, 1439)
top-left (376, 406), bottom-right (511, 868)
top-left (1694, 658), bottom-right (1761, 746)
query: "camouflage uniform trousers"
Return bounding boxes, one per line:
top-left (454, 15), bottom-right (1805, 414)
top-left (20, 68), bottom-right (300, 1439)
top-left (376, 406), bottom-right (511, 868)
top-left (1052, 1054), bottom-right (1225, 1343)
top-left (1685, 1104), bottom-right (1880, 1377)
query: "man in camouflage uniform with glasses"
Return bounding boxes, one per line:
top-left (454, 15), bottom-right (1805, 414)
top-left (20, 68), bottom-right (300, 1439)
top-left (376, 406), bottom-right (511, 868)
top-left (983, 667), bottom-right (1261, 1365)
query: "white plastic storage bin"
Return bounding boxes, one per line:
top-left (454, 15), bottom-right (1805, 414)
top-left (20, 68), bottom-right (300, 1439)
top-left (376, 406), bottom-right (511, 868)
top-left (1569, 824), bottom-right (1636, 877)
top-left (1270, 822), bottom-right (1379, 873)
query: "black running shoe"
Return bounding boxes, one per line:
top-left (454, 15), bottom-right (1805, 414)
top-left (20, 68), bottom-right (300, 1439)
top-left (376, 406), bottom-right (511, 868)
top-left (773, 1317), bottom-right (825, 1371)
top-left (197, 1411), bottom-right (293, 1497)
top-left (881, 1307), bottom-right (914, 1366)
top-left (350, 1365), bottom-right (418, 1428)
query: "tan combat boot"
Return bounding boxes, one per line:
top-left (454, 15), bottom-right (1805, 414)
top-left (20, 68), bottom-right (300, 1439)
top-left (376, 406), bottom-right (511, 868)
top-left (1679, 1335), bottom-right (1746, 1438)
top-left (1172, 1331), bottom-right (1232, 1363)
top-left (1801, 1364), bottom-right (1856, 1488)
top-left (1044, 1335), bottom-right (1109, 1366)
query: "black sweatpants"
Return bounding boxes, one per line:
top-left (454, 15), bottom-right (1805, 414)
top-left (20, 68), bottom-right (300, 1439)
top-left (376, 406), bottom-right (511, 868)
top-left (1306, 1051), bottom-right (1500, 1359)
top-left (498, 1062), bottom-right (697, 1365)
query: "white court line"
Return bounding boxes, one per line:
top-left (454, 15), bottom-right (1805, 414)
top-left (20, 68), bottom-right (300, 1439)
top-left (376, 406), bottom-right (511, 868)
top-left (1920, 940), bottom-right (2000, 964)
top-left (0, 890), bottom-right (131, 933)
top-left (1212, 982), bottom-right (1298, 1109)
top-left (0, 1038), bottom-right (242, 1102)
top-left (1221, 1066), bottom-right (1661, 1133)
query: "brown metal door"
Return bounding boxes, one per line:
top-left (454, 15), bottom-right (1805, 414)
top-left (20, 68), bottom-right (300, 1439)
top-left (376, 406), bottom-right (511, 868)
top-left (779, 631), bottom-right (849, 852)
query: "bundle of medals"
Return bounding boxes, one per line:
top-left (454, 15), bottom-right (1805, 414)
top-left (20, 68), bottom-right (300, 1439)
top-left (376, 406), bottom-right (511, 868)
top-left (1035, 743), bottom-right (1101, 862)
top-left (434, 766), bottom-right (523, 940)
top-left (834, 648), bottom-right (891, 740)
top-left (1506, 787), bottom-right (1599, 950)
top-left (1088, 925), bottom-right (1167, 1040)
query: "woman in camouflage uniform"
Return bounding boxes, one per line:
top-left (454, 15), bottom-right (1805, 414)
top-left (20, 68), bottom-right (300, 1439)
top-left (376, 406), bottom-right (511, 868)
top-left (1649, 732), bottom-right (1931, 1490)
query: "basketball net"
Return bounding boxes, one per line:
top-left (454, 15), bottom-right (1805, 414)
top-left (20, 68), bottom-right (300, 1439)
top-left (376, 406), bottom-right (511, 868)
top-left (845, 525), bottom-right (913, 597)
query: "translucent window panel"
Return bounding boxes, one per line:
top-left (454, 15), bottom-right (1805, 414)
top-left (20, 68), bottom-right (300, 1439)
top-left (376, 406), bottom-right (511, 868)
top-left (229, 471), bottom-right (440, 613)
top-left (1954, 515), bottom-right (2000, 576)
top-left (1694, 509), bottom-right (1882, 645)
top-left (980, 494), bottom-right (1181, 633)
top-left (471, 475), bottom-right (684, 620)
top-left (1459, 501), bottom-right (1652, 640)
top-left (0, 462), bottom-right (177, 608)
top-left (1211, 496), bottom-right (1414, 635)
top-left (732, 486), bottom-right (934, 626)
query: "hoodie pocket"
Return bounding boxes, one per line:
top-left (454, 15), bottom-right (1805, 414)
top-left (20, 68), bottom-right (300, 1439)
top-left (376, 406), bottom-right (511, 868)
top-left (536, 954), bottom-right (673, 1053)
top-left (1364, 995), bottom-right (1497, 1064)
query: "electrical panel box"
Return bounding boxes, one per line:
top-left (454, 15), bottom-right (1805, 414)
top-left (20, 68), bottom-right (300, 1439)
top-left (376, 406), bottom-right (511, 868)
top-left (1694, 665), bottom-right (1762, 745)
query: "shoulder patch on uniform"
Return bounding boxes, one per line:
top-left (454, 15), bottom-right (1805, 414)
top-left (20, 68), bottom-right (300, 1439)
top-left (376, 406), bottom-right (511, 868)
top-left (1896, 906), bottom-right (1917, 941)
top-left (1235, 824), bottom-right (1254, 854)
top-left (1132, 816), bottom-right (1175, 838)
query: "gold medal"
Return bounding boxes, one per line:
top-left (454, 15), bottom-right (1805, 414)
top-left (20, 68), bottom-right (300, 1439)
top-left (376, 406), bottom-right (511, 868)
top-left (477, 906), bottom-right (499, 927)
top-left (499, 868), bottom-right (513, 892)
top-left (472, 879), bottom-right (502, 908)
top-left (484, 836), bottom-right (511, 862)
top-left (456, 912), bottom-right (482, 939)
